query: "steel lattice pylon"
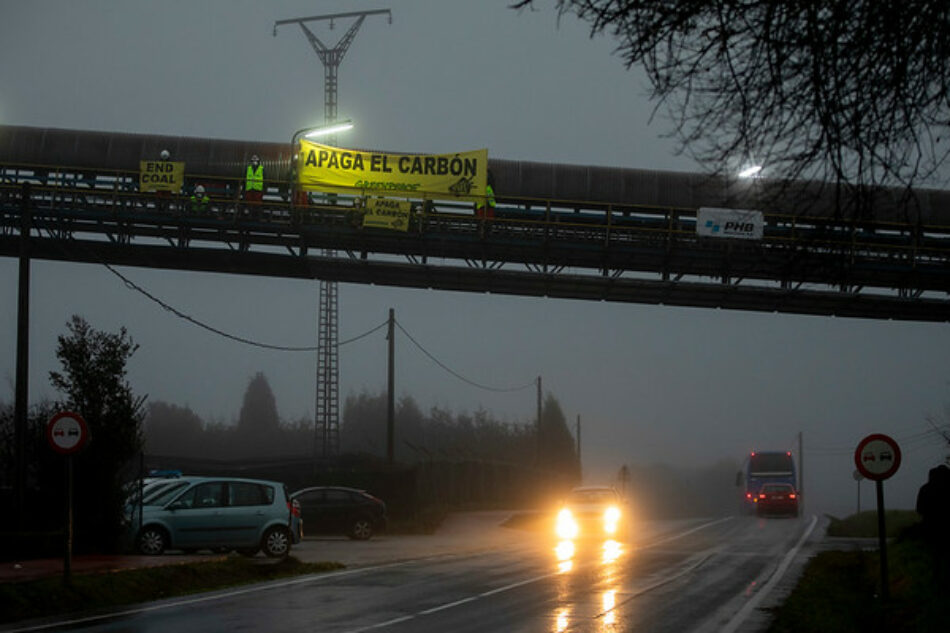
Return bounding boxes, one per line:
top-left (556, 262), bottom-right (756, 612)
top-left (274, 9), bottom-right (392, 462)
top-left (316, 272), bottom-right (339, 458)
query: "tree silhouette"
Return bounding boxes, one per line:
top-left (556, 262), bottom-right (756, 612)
top-left (512, 1), bottom-right (950, 215)
top-left (234, 372), bottom-right (280, 456)
top-left (144, 401), bottom-right (204, 457)
top-left (48, 315), bottom-right (146, 551)
top-left (538, 394), bottom-right (580, 482)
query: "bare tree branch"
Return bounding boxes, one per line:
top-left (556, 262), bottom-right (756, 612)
top-left (513, 1), bottom-right (950, 217)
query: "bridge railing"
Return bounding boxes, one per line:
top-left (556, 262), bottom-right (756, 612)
top-left (3, 160), bottom-right (950, 267)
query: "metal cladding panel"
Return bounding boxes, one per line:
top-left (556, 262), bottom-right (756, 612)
top-left (652, 171), bottom-right (707, 208)
top-left (509, 160), bottom-right (556, 200)
top-left (621, 169), bottom-right (663, 206)
top-left (3, 125), bottom-right (950, 224)
top-left (588, 167), bottom-right (625, 203)
top-left (553, 164), bottom-right (590, 201)
top-left (0, 125), bottom-right (293, 182)
top-left (488, 158), bottom-right (520, 199)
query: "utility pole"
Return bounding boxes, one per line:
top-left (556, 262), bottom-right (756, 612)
top-left (536, 376), bottom-right (542, 465)
top-left (14, 184), bottom-right (31, 530)
top-left (576, 414), bottom-right (582, 479)
top-left (798, 431), bottom-right (804, 497)
top-left (387, 308), bottom-right (395, 467)
top-left (274, 9), bottom-right (392, 465)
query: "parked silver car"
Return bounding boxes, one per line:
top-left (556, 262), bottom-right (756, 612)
top-left (130, 477), bottom-right (298, 557)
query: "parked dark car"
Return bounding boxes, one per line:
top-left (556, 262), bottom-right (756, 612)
top-left (755, 483), bottom-right (800, 517)
top-left (291, 486), bottom-right (387, 540)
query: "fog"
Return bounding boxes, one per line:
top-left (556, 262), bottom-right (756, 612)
top-left (2, 0), bottom-right (949, 519)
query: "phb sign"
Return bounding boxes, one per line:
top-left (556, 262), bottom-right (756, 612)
top-left (697, 207), bottom-right (765, 240)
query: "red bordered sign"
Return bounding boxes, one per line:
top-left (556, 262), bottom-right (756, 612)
top-left (46, 411), bottom-right (90, 455)
top-left (854, 433), bottom-right (901, 481)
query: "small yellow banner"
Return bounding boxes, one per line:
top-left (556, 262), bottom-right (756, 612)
top-left (363, 198), bottom-right (412, 232)
top-left (139, 161), bottom-right (185, 192)
top-left (297, 141), bottom-right (488, 202)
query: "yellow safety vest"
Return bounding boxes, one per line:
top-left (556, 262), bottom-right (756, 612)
top-left (486, 184), bottom-right (496, 208)
top-left (246, 164), bottom-right (264, 192)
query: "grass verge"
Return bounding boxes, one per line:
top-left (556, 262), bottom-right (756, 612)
top-left (0, 555), bottom-right (344, 625)
top-left (767, 519), bottom-right (950, 632)
top-left (826, 510), bottom-right (922, 537)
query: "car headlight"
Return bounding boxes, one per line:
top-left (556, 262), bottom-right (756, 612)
top-left (556, 508), bottom-right (579, 539)
top-left (604, 506), bottom-right (621, 534)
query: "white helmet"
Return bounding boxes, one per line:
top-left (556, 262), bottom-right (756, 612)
top-left (160, 149), bottom-right (170, 160)
top-left (195, 185), bottom-right (206, 195)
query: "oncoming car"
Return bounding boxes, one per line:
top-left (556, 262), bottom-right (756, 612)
top-left (555, 486), bottom-right (627, 540)
top-left (130, 477), bottom-right (298, 557)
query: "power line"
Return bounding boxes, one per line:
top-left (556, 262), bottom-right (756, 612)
top-left (394, 319), bottom-right (537, 393)
top-left (44, 230), bottom-right (390, 353)
top-left (105, 260), bottom-right (387, 351)
top-left (808, 427), bottom-right (949, 456)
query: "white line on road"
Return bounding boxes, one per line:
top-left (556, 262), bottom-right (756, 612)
top-left (1, 560), bottom-right (416, 633)
top-left (640, 516), bottom-right (734, 550)
top-left (717, 514), bottom-right (819, 633)
top-left (339, 516), bottom-right (733, 633)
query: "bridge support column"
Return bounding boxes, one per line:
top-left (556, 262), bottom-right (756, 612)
top-left (14, 184), bottom-right (31, 531)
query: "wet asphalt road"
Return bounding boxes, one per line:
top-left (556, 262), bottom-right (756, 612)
top-left (4, 512), bottom-right (818, 633)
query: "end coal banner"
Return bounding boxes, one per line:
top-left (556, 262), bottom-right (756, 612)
top-left (139, 161), bottom-right (185, 192)
top-left (363, 198), bottom-right (412, 232)
top-left (297, 140), bottom-right (488, 202)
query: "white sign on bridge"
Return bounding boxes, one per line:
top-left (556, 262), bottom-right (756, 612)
top-left (697, 207), bottom-right (765, 240)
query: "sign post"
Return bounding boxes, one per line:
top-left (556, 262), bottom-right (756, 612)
top-left (854, 433), bottom-right (902, 601)
top-left (46, 411), bottom-right (90, 584)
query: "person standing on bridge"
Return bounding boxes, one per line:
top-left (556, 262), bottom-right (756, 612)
top-left (155, 149), bottom-right (173, 213)
top-left (243, 154), bottom-right (264, 218)
top-left (189, 185), bottom-right (210, 215)
top-left (475, 170), bottom-right (496, 236)
top-left (475, 169), bottom-right (496, 220)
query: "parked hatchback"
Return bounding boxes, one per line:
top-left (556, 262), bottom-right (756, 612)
top-left (131, 477), bottom-right (297, 557)
top-left (291, 486), bottom-right (387, 540)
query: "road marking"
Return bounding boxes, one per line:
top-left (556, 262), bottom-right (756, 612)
top-left (339, 516), bottom-right (734, 633)
top-left (343, 615), bottom-right (416, 632)
top-left (640, 516), bottom-right (734, 550)
top-left (419, 596), bottom-right (478, 614)
top-left (595, 548), bottom-right (719, 620)
top-left (717, 514), bottom-right (819, 633)
top-left (5, 517), bottom-right (734, 633)
top-left (1, 560), bottom-right (417, 633)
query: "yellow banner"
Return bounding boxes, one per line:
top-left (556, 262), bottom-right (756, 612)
top-left (363, 198), bottom-right (412, 232)
top-left (139, 160), bottom-right (185, 192)
top-left (298, 141), bottom-right (488, 202)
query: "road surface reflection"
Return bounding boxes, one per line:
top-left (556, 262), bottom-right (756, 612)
top-left (551, 539), bottom-right (627, 631)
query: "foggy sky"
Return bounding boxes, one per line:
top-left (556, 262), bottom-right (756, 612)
top-left (2, 0), bottom-right (949, 517)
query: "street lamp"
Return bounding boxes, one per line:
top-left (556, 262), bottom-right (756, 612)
top-left (290, 119), bottom-right (354, 205)
top-left (291, 119), bottom-right (354, 149)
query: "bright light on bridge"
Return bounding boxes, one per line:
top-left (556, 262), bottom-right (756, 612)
top-left (738, 164), bottom-right (763, 178)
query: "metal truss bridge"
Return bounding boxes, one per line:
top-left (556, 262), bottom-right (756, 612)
top-left (2, 161), bottom-right (950, 322)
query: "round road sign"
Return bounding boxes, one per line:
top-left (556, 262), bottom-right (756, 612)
top-left (854, 433), bottom-right (901, 481)
top-left (46, 411), bottom-right (90, 455)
